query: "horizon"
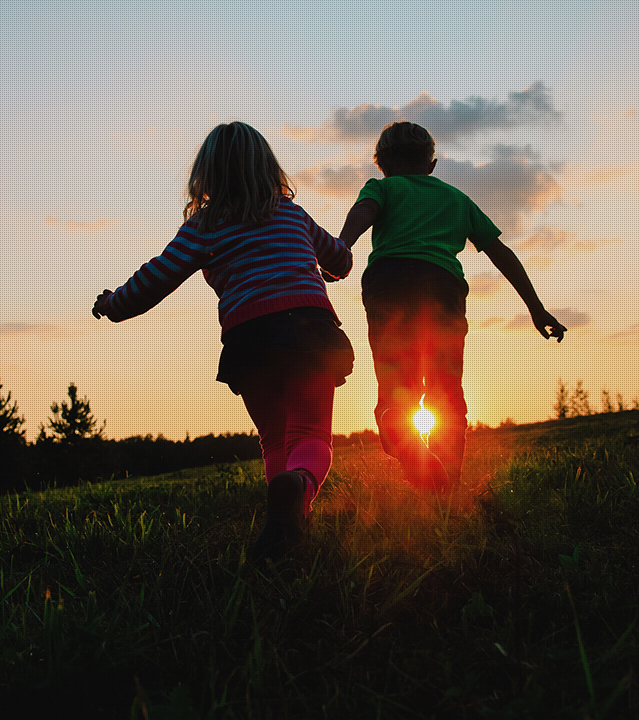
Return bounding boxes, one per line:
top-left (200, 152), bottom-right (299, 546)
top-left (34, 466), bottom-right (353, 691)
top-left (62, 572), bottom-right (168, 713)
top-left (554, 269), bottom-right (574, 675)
top-left (1, 0), bottom-right (638, 442)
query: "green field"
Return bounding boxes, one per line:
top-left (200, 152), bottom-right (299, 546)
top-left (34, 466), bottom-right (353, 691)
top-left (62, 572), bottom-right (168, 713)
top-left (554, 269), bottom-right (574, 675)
top-left (2, 411), bottom-right (638, 719)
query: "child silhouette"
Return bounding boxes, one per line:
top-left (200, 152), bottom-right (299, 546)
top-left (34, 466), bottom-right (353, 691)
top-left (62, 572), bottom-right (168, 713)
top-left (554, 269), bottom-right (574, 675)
top-left (93, 122), bottom-right (354, 560)
top-left (336, 122), bottom-right (566, 492)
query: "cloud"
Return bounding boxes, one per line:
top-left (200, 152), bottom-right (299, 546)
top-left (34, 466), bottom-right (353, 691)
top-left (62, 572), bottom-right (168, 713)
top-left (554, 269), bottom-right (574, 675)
top-left (282, 82), bottom-right (561, 144)
top-left (525, 256), bottom-right (553, 270)
top-left (550, 308), bottom-right (591, 329)
top-left (468, 273), bottom-right (502, 298)
top-left (518, 226), bottom-right (576, 252)
top-left (606, 323), bottom-right (639, 344)
top-left (518, 225), bottom-right (622, 254)
top-left (293, 163), bottom-right (379, 198)
top-left (0, 323), bottom-right (68, 338)
top-left (294, 146), bottom-right (562, 234)
top-left (479, 316), bottom-right (505, 329)
top-left (505, 314), bottom-right (533, 330)
top-left (45, 216), bottom-right (117, 233)
top-left (435, 147), bottom-right (563, 234)
top-left (504, 307), bottom-right (591, 332)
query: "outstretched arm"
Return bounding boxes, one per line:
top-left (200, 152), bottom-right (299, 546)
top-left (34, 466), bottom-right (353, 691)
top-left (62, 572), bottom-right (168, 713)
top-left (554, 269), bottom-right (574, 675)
top-left (339, 199), bottom-right (380, 249)
top-left (483, 238), bottom-right (567, 342)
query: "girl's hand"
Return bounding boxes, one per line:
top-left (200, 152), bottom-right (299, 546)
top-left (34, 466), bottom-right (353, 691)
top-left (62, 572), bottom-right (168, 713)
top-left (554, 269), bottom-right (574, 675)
top-left (92, 289), bottom-right (114, 319)
top-left (530, 307), bottom-right (567, 342)
top-left (321, 269), bottom-right (340, 283)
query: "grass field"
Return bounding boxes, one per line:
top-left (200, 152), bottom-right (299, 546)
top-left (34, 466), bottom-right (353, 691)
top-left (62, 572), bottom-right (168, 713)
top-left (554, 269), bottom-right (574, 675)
top-left (2, 411), bottom-right (638, 719)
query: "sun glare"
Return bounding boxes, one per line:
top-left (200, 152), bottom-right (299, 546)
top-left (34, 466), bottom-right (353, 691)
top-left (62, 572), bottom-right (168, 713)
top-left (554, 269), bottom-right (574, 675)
top-left (413, 395), bottom-right (435, 436)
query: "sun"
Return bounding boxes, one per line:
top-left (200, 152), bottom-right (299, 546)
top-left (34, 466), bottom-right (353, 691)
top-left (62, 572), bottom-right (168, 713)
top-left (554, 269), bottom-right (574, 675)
top-left (413, 395), bottom-right (435, 435)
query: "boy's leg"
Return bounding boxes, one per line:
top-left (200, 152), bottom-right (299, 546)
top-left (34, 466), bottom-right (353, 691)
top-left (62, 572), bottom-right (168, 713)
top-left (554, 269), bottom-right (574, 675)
top-left (363, 261), bottom-right (468, 487)
top-left (419, 305), bottom-right (468, 485)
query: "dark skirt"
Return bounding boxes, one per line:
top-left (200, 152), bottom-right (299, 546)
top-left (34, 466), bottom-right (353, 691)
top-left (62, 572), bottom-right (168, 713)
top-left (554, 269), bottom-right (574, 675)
top-left (217, 307), bottom-right (354, 395)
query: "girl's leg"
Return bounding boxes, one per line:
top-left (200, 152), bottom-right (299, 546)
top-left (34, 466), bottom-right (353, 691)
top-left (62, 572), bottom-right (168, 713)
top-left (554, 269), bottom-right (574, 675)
top-left (239, 362), bottom-right (335, 508)
top-left (239, 367), bottom-right (287, 482)
top-left (282, 368), bottom-right (335, 508)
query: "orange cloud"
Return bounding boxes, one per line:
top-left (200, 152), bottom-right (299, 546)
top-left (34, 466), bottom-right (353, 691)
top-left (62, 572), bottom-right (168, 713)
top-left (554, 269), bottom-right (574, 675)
top-left (293, 162), bottom-right (379, 198)
top-left (525, 256), bottom-right (553, 270)
top-left (0, 323), bottom-right (68, 338)
top-left (606, 323), bottom-right (639, 344)
top-left (45, 216), bottom-right (117, 233)
top-left (504, 307), bottom-right (590, 332)
top-left (468, 273), bottom-right (502, 298)
top-left (519, 226), bottom-right (622, 254)
top-left (479, 316), bottom-right (505, 329)
top-left (518, 226), bottom-right (576, 252)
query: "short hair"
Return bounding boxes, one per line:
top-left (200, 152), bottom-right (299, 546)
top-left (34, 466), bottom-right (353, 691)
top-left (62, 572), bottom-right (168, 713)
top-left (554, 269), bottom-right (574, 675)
top-left (184, 122), bottom-right (295, 232)
top-left (373, 122), bottom-right (436, 176)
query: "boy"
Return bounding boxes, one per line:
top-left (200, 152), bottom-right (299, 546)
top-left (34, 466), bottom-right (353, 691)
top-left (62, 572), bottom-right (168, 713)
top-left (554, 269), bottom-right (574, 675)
top-left (335, 122), bottom-right (566, 491)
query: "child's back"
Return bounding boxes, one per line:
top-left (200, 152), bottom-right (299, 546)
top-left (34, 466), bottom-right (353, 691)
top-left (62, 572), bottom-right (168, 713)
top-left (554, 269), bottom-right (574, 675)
top-left (338, 121), bottom-right (566, 492)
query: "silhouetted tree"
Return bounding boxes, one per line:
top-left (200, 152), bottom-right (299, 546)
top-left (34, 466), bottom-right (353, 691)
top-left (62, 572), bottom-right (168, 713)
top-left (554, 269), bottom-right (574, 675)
top-left (0, 384), bottom-right (26, 440)
top-left (569, 380), bottom-right (591, 417)
top-left (616, 392), bottom-right (626, 412)
top-left (554, 378), bottom-right (570, 419)
top-left (0, 384), bottom-right (27, 491)
top-left (601, 388), bottom-right (614, 413)
top-left (38, 382), bottom-right (105, 444)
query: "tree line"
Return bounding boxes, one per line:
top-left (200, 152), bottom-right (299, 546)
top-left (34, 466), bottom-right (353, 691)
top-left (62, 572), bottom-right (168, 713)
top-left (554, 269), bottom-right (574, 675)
top-left (0, 382), bottom-right (378, 493)
top-left (553, 378), bottom-right (638, 419)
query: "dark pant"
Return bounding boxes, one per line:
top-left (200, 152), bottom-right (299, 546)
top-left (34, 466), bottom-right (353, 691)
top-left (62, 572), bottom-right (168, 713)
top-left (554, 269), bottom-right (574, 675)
top-left (362, 259), bottom-right (469, 482)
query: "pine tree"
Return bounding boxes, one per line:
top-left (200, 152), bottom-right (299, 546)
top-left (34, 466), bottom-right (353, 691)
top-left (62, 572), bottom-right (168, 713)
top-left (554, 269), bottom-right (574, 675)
top-left (569, 380), bottom-right (591, 417)
top-left (553, 378), bottom-right (570, 419)
top-left (0, 384), bottom-right (26, 440)
top-left (601, 388), bottom-right (614, 413)
top-left (39, 382), bottom-right (105, 444)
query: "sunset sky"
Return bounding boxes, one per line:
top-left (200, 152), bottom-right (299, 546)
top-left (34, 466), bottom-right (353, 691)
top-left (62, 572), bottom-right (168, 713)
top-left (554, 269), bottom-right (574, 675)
top-left (1, 0), bottom-right (638, 442)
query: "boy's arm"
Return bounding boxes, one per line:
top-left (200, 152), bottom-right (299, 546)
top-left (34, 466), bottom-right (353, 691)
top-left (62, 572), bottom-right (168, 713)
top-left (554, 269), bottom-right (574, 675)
top-left (483, 238), bottom-right (567, 342)
top-left (339, 199), bottom-right (380, 249)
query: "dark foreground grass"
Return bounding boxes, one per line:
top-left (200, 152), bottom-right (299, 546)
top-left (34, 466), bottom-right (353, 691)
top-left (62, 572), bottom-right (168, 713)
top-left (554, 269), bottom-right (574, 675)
top-left (1, 412), bottom-right (638, 719)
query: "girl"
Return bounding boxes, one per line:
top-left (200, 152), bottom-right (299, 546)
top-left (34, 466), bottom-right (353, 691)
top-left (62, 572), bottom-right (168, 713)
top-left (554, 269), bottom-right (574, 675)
top-left (93, 122), bottom-right (354, 560)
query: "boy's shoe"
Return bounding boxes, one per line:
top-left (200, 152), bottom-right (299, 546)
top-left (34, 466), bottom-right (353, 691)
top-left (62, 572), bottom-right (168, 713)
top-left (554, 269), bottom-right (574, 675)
top-left (252, 471), bottom-right (306, 563)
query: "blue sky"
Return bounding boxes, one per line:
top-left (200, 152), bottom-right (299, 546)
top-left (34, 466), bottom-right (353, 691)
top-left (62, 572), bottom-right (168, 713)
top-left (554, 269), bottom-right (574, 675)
top-left (1, 0), bottom-right (638, 441)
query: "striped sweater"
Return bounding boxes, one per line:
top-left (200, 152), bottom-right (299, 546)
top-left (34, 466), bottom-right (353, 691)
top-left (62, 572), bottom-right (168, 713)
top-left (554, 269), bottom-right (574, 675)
top-left (105, 198), bottom-right (353, 333)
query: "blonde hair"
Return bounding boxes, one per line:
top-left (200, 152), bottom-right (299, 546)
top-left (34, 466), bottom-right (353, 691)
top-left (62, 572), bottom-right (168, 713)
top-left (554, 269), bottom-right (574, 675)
top-left (373, 122), bottom-right (436, 176)
top-left (183, 122), bottom-right (295, 232)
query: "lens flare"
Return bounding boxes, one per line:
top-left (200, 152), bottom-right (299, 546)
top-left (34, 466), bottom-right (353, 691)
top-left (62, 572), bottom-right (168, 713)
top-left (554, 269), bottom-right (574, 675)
top-left (413, 394), bottom-right (435, 436)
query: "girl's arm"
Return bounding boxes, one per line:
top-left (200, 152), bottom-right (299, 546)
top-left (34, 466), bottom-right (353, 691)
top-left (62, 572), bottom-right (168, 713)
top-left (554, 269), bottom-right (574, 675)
top-left (92, 224), bottom-right (210, 322)
top-left (483, 238), bottom-right (567, 342)
top-left (339, 199), bottom-right (380, 248)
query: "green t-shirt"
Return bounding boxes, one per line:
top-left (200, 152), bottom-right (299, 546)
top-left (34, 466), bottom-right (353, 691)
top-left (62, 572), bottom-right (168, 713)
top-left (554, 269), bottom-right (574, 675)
top-left (356, 175), bottom-right (501, 282)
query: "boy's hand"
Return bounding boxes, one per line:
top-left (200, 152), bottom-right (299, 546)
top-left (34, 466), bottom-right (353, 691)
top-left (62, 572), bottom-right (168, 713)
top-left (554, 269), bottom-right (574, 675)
top-left (530, 307), bottom-right (567, 342)
top-left (92, 289), bottom-right (114, 320)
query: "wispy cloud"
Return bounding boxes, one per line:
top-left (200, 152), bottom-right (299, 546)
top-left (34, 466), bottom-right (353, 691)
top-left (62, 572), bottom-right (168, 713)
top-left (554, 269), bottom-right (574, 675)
top-left (478, 316), bottom-right (505, 329)
top-left (518, 225), bottom-right (623, 254)
top-left (606, 323), bottom-right (639, 344)
top-left (45, 216), bottom-right (117, 233)
top-left (282, 82), bottom-right (561, 144)
top-left (504, 307), bottom-right (591, 332)
top-left (294, 163), bottom-right (379, 198)
top-left (0, 323), bottom-right (68, 338)
top-left (468, 273), bottom-right (502, 298)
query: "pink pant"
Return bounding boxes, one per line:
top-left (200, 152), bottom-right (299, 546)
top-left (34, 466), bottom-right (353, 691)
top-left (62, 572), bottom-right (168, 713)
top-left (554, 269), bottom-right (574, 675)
top-left (239, 366), bottom-right (335, 495)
